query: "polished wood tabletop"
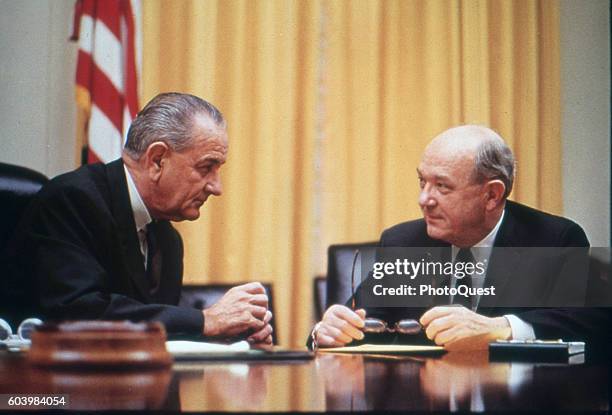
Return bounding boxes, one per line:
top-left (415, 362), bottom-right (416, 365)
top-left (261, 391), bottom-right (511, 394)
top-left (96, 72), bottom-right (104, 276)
top-left (0, 349), bottom-right (608, 412)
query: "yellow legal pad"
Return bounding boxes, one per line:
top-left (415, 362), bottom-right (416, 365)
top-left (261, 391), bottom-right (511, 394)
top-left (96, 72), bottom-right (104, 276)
top-left (318, 344), bottom-right (445, 355)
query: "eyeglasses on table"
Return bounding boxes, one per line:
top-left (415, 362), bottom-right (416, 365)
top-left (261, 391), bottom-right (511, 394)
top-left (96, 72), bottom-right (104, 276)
top-left (350, 249), bottom-right (422, 335)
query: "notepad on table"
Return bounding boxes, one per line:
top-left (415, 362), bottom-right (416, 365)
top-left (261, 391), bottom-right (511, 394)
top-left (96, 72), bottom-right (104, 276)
top-left (166, 340), bottom-right (250, 358)
top-left (166, 341), bottom-right (315, 361)
top-left (318, 344), bottom-right (445, 354)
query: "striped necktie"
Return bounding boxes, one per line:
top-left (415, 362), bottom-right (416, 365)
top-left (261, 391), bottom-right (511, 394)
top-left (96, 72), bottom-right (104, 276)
top-left (453, 248), bottom-right (474, 309)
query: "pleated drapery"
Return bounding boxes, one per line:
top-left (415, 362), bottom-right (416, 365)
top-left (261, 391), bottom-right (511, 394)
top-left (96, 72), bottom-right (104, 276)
top-left (142, 0), bottom-right (561, 348)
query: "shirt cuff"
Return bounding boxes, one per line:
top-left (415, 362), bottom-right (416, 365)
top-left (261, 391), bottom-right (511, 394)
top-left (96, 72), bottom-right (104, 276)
top-left (504, 314), bottom-right (536, 340)
top-left (308, 322), bottom-right (323, 350)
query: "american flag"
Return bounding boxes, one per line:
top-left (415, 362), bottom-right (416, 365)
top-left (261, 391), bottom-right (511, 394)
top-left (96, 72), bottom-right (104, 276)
top-left (71, 0), bottom-right (141, 164)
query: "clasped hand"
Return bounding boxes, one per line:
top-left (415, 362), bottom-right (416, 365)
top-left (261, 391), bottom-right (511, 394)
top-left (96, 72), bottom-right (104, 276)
top-left (315, 304), bottom-right (511, 350)
top-left (203, 282), bottom-right (273, 345)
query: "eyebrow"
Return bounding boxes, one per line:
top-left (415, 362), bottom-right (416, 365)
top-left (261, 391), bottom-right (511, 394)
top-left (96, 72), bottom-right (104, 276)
top-left (197, 157), bottom-right (225, 166)
top-left (416, 168), bottom-right (451, 181)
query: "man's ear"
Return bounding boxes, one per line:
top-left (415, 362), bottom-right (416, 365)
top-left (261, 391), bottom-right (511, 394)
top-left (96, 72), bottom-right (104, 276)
top-left (483, 180), bottom-right (506, 211)
top-left (143, 142), bottom-right (170, 181)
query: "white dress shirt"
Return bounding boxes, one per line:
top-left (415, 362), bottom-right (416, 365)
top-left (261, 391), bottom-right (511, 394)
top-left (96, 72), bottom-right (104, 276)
top-left (123, 165), bottom-right (152, 268)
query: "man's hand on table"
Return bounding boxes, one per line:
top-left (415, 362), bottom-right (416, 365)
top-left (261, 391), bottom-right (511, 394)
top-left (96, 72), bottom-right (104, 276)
top-left (420, 306), bottom-right (512, 351)
top-left (202, 282), bottom-right (271, 339)
top-left (248, 310), bottom-right (273, 346)
top-left (314, 305), bottom-right (366, 347)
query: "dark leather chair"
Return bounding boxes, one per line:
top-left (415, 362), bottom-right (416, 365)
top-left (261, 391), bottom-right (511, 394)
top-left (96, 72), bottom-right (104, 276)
top-left (179, 282), bottom-right (278, 344)
top-left (325, 242), bottom-right (378, 310)
top-left (0, 162), bottom-right (48, 254)
top-left (0, 162), bottom-right (48, 327)
top-left (313, 276), bottom-right (326, 321)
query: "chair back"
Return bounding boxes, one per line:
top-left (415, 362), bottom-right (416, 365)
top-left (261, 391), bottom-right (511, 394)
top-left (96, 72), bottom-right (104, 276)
top-left (326, 242), bottom-right (378, 309)
top-left (179, 282), bottom-right (278, 344)
top-left (0, 163), bottom-right (47, 327)
top-left (313, 276), bottom-right (326, 321)
top-left (0, 162), bottom-right (48, 253)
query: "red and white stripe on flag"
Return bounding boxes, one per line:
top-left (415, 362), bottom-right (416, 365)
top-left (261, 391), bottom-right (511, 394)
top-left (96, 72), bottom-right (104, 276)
top-left (71, 0), bottom-right (141, 164)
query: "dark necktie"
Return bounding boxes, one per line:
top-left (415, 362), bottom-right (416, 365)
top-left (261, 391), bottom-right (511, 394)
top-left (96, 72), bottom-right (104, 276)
top-left (453, 248), bottom-right (474, 309)
top-left (145, 221), bottom-right (162, 293)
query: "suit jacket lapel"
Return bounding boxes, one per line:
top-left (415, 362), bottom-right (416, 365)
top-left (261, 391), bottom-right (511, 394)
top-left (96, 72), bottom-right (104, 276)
top-left (492, 201), bottom-right (526, 248)
top-left (479, 247), bottom-right (521, 307)
top-left (153, 220), bottom-right (183, 303)
top-left (106, 159), bottom-right (152, 302)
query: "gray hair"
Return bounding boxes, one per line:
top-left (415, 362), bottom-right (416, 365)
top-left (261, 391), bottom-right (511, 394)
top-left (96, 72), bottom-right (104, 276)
top-left (124, 92), bottom-right (225, 159)
top-left (473, 136), bottom-right (515, 199)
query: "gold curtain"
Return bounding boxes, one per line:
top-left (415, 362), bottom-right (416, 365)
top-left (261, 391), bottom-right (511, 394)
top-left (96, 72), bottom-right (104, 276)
top-left (142, 0), bottom-right (560, 348)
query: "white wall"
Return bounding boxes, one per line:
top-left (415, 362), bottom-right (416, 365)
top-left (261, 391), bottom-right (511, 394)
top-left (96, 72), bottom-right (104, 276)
top-left (0, 0), bottom-right (77, 177)
top-left (561, 0), bottom-right (611, 247)
top-left (0, 0), bottom-right (610, 245)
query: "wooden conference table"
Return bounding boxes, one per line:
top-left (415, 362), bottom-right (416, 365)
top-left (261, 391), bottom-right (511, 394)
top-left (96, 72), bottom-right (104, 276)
top-left (0, 348), bottom-right (608, 412)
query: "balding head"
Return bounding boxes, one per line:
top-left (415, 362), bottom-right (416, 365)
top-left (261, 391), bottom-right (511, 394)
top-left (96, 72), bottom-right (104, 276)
top-left (417, 125), bottom-right (514, 247)
top-left (425, 125), bottom-right (515, 198)
top-left (427, 125), bottom-right (489, 156)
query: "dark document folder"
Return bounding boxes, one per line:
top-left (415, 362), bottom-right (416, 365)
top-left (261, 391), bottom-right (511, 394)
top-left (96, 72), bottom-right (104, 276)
top-left (489, 340), bottom-right (585, 363)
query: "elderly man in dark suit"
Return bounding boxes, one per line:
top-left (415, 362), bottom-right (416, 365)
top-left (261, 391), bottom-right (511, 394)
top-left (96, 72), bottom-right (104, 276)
top-left (312, 125), bottom-right (602, 351)
top-left (5, 93), bottom-right (272, 344)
